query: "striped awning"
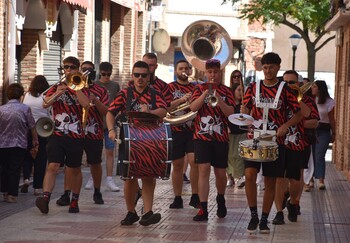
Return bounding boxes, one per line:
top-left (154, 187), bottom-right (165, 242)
top-left (63, 0), bottom-right (92, 10)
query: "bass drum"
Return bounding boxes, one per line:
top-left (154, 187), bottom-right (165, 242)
top-left (119, 120), bottom-right (172, 179)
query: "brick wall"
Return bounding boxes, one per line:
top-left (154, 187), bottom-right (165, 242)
top-left (333, 25), bottom-right (350, 180)
top-left (77, 11), bottom-right (94, 62)
top-left (20, 29), bottom-right (43, 91)
top-left (100, 0), bottom-right (111, 62)
top-left (0, 0), bottom-right (5, 104)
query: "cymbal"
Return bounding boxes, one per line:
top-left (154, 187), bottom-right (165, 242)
top-left (127, 111), bottom-right (160, 121)
top-left (228, 113), bottom-right (254, 126)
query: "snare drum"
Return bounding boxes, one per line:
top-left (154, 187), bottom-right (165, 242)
top-left (239, 139), bottom-right (278, 162)
top-left (120, 120), bottom-right (172, 179)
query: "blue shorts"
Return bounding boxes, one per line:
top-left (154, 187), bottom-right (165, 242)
top-left (104, 129), bottom-right (115, 150)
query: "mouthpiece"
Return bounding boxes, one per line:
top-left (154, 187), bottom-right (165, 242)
top-left (182, 72), bottom-right (188, 77)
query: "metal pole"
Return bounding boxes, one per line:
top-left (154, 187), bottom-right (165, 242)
top-left (292, 46), bottom-right (297, 70)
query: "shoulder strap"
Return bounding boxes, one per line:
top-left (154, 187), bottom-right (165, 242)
top-left (150, 87), bottom-right (156, 108)
top-left (126, 87), bottom-right (133, 111)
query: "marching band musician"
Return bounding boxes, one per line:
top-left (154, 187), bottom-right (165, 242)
top-left (272, 70), bottom-right (318, 225)
top-left (241, 53), bottom-right (303, 234)
top-left (128, 53), bottom-right (172, 205)
top-left (167, 59), bottom-right (199, 209)
top-left (35, 56), bottom-right (90, 214)
top-left (189, 59), bottom-right (235, 221)
top-left (106, 61), bottom-right (168, 226)
top-left (55, 61), bottom-right (110, 206)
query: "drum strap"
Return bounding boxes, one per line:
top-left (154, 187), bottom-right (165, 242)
top-left (126, 86), bottom-right (156, 111)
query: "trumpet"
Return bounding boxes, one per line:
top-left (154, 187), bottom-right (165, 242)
top-left (289, 81), bottom-right (314, 102)
top-left (207, 81), bottom-right (218, 107)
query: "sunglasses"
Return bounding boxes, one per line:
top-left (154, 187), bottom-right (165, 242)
top-left (133, 73), bottom-right (149, 78)
top-left (63, 65), bottom-right (78, 70)
top-left (232, 75), bottom-right (241, 78)
top-left (100, 72), bottom-right (112, 77)
top-left (286, 80), bottom-right (298, 84)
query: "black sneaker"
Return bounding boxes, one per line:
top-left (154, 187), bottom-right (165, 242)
top-left (282, 192), bottom-right (290, 210)
top-left (68, 199), bottom-right (79, 213)
top-left (35, 197), bottom-right (49, 214)
top-left (189, 194), bottom-right (200, 208)
top-left (246, 217), bottom-right (259, 233)
top-left (56, 193), bottom-right (70, 206)
top-left (183, 174), bottom-right (190, 184)
top-left (297, 204), bottom-right (301, 215)
top-left (121, 211), bottom-right (140, 225)
top-left (134, 189), bottom-right (142, 206)
top-left (193, 208), bottom-right (209, 221)
top-left (93, 192), bottom-right (104, 205)
top-left (286, 199), bottom-right (298, 222)
top-left (216, 196), bottom-right (227, 218)
top-left (139, 211), bottom-right (161, 226)
top-left (169, 197), bottom-right (183, 209)
top-left (259, 220), bottom-right (270, 234)
top-left (272, 211), bottom-right (285, 225)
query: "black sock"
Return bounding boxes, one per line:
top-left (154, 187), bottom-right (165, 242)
top-left (175, 195), bottom-right (182, 200)
top-left (43, 191), bottom-right (51, 201)
top-left (261, 212), bottom-right (269, 223)
top-left (250, 206), bottom-right (258, 218)
top-left (72, 193), bottom-right (79, 201)
top-left (94, 188), bottom-right (100, 194)
top-left (64, 190), bottom-right (71, 196)
top-left (200, 202), bottom-right (208, 212)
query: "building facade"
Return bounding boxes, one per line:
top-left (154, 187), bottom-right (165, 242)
top-left (326, 0), bottom-right (350, 179)
top-left (0, 0), bottom-right (150, 103)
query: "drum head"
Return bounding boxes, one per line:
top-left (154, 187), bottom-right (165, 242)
top-left (127, 111), bottom-right (160, 121)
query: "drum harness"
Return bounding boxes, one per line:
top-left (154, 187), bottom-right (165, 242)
top-left (254, 79), bottom-right (285, 144)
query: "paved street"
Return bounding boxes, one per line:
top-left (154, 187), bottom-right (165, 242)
top-left (0, 151), bottom-right (349, 242)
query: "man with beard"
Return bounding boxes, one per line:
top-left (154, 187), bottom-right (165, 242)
top-left (167, 60), bottom-right (199, 209)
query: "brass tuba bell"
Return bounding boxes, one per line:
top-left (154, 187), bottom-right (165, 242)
top-left (164, 20), bottom-right (233, 125)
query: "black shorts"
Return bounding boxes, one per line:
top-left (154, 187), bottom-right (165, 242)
top-left (284, 148), bottom-right (304, 180)
top-left (47, 136), bottom-right (84, 168)
top-left (244, 145), bottom-right (286, 177)
top-left (172, 131), bottom-right (194, 160)
top-left (194, 140), bottom-right (228, 169)
top-left (84, 139), bottom-right (103, 164)
top-left (301, 146), bottom-right (311, 169)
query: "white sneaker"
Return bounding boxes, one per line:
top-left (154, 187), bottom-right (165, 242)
top-left (236, 177), bottom-right (246, 188)
top-left (106, 178), bottom-right (120, 192)
top-left (85, 177), bottom-right (94, 190)
top-left (226, 178), bottom-right (234, 187)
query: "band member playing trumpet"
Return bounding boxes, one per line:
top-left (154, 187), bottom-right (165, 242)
top-left (167, 59), bottom-right (199, 209)
top-left (241, 53), bottom-right (303, 233)
top-left (107, 61), bottom-right (167, 226)
top-left (190, 59), bottom-right (235, 221)
top-left (35, 56), bottom-right (90, 214)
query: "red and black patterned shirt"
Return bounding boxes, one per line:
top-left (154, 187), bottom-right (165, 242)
top-left (108, 87), bottom-right (167, 116)
top-left (128, 76), bottom-right (172, 106)
top-left (84, 83), bottom-right (109, 140)
top-left (47, 85), bottom-right (89, 139)
top-left (168, 81), bottom-right (196, 132)
top-left (191, 83), bottom-right (235, 142)
top-left (304, 96), bottom-right (320, 146)
top-left (243, 81), bottom-right (300, 145)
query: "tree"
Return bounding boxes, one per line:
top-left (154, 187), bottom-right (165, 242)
top-left (222, 0), bottom-right (335, 81)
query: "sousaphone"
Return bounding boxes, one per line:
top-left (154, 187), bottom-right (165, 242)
top-left (164, 20), bottom-right (233, 124)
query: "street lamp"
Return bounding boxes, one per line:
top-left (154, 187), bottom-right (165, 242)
top-left (289, 34), bottom-right (302, 70)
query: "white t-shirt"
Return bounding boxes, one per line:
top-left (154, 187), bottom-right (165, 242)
top-left (316, 97), bottom-right (335, 123)
top-left (22, 93), bottom-right (50, 122)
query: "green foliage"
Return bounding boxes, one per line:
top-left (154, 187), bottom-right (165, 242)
top-left (222, 0), bottom-right (331, 34)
